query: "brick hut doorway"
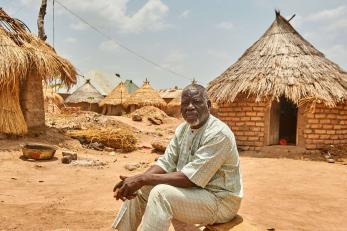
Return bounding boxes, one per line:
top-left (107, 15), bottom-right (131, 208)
top-left (266, 96), bottom-right (298, 145)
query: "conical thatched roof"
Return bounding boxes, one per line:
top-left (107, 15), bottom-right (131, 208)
top-left (208, 11), bottom-right (347, 107)
top-left (125, 79), bottom-right (166, 107)
top-left (99, 82), bottom-right (130, 107)
top-left (65, 80), bottom-right (104, 104)
top-left (0, 8), bottom-right (76, 89)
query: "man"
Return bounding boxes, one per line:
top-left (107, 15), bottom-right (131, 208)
top-left (112, 84), bottom-right (243, 231)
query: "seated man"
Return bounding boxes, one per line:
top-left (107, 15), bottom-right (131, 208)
top-left (112, 84), bottom-right (243, 231)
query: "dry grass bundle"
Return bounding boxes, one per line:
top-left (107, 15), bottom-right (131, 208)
top-left (99, 82), bottom-right (129, 107)
top-left (67, 128), bottom-right (137, 152)
top-left (43, 87), bottom-right (64, 105)
top-left (208, 11), bottom-right (347, 107)
top-left (125, 80), bottom-right (166, 108)
top-left (0, 81), bottom-right (27, 134)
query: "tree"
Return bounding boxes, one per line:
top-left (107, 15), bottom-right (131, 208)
top-left (37, 0), bottom-right (47, 41)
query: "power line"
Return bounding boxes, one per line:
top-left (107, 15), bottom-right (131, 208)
top-left (54, 0), bottom-right (191, 81)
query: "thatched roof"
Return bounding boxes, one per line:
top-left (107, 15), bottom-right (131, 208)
top-left (125, 79), bottom-right (166, 107)
top-left (208, 11), bottom-right (347, 107)
top-left (43, 86), bottom-right (64, 105)
top-left (167, 94), bottom-right (181, 107)
top-left (99, 82), bottom-right (130, 106)
top-left (65, 80), bottom-right (104, 104)
top-left (159, 88), bottom-right (182, 100)
top-left (0, 8), bottom-right (76, 89)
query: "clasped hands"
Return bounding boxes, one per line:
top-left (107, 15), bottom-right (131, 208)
top-left (113, 174), bottom-right (146, 201)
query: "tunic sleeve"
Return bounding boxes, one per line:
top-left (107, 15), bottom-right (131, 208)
top-left (180, 132), bottom-right (231, 188)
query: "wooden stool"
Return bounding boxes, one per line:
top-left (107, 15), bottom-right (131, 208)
top-left (203, 215), bottom-right (259, 231)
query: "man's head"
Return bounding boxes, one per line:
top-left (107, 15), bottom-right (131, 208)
top-left (180, 84), bottom-right (211, 129)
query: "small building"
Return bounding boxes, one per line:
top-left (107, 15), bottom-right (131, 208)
top-left (99, 82), bottom-right (130, 116)
top-left (125, 79), bottom-right (167, 112)
top-left (159, 87), bottom-right (182, 104)
top-left (58, 70), bottom-right (122, 99)
top-left (65, 79), bottom-right (104, 113)
top-left (208, 11), bottom-right (347, 151)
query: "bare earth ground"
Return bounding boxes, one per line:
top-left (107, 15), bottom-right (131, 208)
top-left (0, 114), bottom-right (346, 231)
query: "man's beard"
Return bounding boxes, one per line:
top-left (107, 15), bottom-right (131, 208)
top-left (188, 118), bottom-right (200, 127)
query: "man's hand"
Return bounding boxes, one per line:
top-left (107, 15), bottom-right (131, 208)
top-left (113, 174), bottom-right (147, 201)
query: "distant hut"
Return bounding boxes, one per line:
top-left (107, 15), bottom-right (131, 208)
top-left (99, 82), bottom-right (129, 115)
top-left (43, 86), bottom-right (64, 113)
top-left (125, 79), bottom-right (166, 112)
top-left (0, 9), bottom-right (76, 135)
top-left (208, 11), bottom-right (347, 151)
top-left (167, 95), bottom-right (182, 117)
top-left (124, 80), bottom-right (139, 94)
top-left (65, 79), bottom-right (103, 112)
top-left (159, 87), bottom-right (182, 104)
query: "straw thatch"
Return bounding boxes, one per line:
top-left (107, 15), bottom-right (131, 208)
top-left (65, 79), bottom-right (104, 104)
top-left (99, 82), bottom-right (129, 107)
top-left (0, 8), bottom-right (76, 134)
top-left (44, 86), bottom-right (64, 105)
top-left (208, 11), bottom-right (347, 107)
top-left (67, 128), bottom-right (137, 152)
top-left (125, 79), bottom-right (166, 108)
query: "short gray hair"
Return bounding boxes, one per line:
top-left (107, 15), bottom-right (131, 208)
top-left (183, 83), bottom-right (209, 102)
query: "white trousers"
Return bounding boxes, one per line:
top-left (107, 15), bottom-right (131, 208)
top-left (112, 184), bottom-right (240, 231)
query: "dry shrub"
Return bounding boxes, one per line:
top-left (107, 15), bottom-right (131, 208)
top-left (67, 128), bottom-right (137, 152)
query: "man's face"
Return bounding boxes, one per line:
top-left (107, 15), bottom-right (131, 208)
top-left (181, 87), bottom-right (210, 128)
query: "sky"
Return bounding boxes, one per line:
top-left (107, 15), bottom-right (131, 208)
top-left (1, 0), bottom-right (347, 89)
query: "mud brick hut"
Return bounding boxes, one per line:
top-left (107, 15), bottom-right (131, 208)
top-left (208, 11), bottom-right (347, 151)
top-left (125, 79), bottom-right (166, 113)
top-left (65, 79), bottom-right (103, 113)
top-left (99, 82), bottom-right (130, 116)
top-left (0, 9), bottom-right (76, 135)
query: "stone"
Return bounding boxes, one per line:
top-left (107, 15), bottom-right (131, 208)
top-left (132, 114), bottom-right (143, 121)
top-left (151, 139), bottom-right (169, 153)
top-left (125, 163), bottom-right (140, 171)
top-left (62, 150), bottom-right (78, 160)
top-left (104, 147), bottom-right (114, 152)
top-left (61, 156), bottom-right (72, 164)
top-left (148, 116), bottom-right (163, 125)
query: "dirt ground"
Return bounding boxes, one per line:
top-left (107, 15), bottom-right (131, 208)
top-left (0, 113), bottom-right (346, 231)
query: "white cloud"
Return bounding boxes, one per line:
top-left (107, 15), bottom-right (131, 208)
top-left (216, 21), bottom-right (233, 30)
top-left (306, 6), bottom-right (346, 22)
top-left (57, 0), bottom-right (169, 33)
top-left (64, 37), bottom-right (77, 44)
top-left (69, 21), bottom-right (89, 31)
top-left (162, 50), bottom-right (187, 73)
top-left (99, 40), bottom-right (119, 51)
top-left (327, 19), bottom-right (347, 31)
top-left (179, 10), bottom-right (190, 18)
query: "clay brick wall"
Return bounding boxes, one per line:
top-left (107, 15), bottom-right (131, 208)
top-left (303, 103), bottom-right (347, 149)
top-left (217, 96), bottom-right (268, 151)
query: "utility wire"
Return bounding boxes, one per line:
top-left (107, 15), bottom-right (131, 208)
top-left (54, 0), bottom-right (191, 81)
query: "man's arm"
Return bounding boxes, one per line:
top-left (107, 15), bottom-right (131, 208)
top-left (114, 167), bottom-right (195, 200)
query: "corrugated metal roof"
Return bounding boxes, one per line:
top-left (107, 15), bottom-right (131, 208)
top-left (58, 70), bottom-right (121, 96)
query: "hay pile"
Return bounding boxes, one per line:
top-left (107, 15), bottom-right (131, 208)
top-left (131, 106), bottom-right (168, 125)
top-left (67, 128), bottom-right (137, 152)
